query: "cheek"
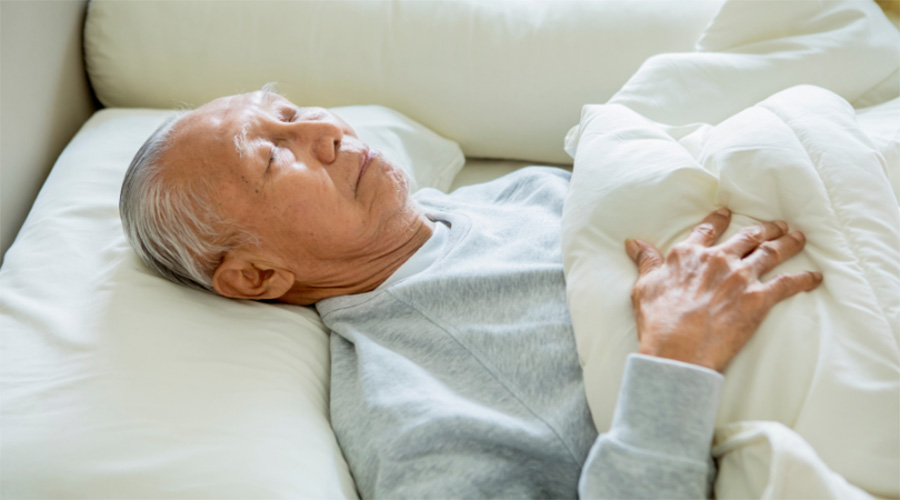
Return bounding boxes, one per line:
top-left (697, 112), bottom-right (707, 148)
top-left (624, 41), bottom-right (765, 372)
top-left (394, 167), bottom-right (410, 192)
top-left (265, 175), bottom-right (368, 247)
top-left (380, 162), bottom-right (410, 197)
top-left (285, 195), bottom-right (360, 242)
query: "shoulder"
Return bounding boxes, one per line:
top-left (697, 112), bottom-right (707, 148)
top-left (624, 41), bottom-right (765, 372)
top-left (487, 166), bottom-right (570, 205)
top-left (505, 166), bottom-right (571, 188)
top-left (488, 165), bottom-right (571, 188)
top-left (418, 166), bottom-right (570, 207)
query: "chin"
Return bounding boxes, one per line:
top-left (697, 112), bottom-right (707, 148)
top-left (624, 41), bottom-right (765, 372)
top-left (382, 157), bottom-right (411, 194)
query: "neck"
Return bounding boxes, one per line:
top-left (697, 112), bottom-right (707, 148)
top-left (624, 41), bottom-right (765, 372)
top-left (279, 213), bottom-right (435, 305)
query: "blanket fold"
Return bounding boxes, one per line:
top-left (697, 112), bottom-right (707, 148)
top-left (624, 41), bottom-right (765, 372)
top-left (562, 1), bottom-right (900, 498)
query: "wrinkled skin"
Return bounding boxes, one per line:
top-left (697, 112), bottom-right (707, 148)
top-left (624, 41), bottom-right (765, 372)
top-left (626, 209), bottom-right (823, 372)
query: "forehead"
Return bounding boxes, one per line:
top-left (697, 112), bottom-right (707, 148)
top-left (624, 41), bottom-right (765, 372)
top-left (161, 91), bottom-right (285, 177)
top-left (181, 90), bottom-right (283, 139)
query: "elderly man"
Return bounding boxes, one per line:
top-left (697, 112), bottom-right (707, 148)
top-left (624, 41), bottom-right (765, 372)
top-left (120, 89), bottom-right (822, 499)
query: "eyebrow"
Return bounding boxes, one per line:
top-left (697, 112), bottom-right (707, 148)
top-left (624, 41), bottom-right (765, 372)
top-left (262, 89), bottom-right (280, 107)
top-left (233, 122), bottom-right (252, 158)
top-left (234, 87), bottom-right (284, 158)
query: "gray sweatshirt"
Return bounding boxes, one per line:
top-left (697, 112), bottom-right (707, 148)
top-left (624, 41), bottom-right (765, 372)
top-left (317, 167), bottom-right (723, 499)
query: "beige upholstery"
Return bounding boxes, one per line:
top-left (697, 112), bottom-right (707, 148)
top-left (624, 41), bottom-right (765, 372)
top-left (0, 0), bottom-right (96, 263)
top-left (84, 0), bottom-right (722, 164)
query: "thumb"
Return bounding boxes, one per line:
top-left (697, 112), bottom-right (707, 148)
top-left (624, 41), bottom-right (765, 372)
top-left (625, 239), bottom-right (662, 276)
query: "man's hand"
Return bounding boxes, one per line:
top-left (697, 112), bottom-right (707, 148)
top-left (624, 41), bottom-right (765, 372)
top-left (625, 208), bottom-right (823, 372)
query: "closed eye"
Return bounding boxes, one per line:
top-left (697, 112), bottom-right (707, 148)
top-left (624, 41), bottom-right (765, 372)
top-left (267, 146), bottom-right (277, 169)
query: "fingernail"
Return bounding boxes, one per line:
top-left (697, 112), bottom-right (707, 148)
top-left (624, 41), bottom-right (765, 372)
top-left (813, 271), bottom-right (823, 281)
top-left (775, 220), bottom-right (788, 232)
top-left (790, 231), bottom-right (805, 241)
top-left (716, 208), bottom-right (730, 216)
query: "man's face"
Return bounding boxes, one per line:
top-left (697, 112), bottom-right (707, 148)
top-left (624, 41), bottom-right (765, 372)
top-left (161, 91), bottom-right (415, 288)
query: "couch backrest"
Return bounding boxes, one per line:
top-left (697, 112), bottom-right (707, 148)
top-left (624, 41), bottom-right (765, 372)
top-left (84, 0), bottom-right (722, 164)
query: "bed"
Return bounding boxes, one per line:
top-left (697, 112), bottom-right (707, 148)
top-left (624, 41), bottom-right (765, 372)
top-left (1, 1), bottom-right (897, 498)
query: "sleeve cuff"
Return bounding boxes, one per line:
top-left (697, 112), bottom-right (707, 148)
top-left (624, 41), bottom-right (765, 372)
top-left (609, 353), bottom-right (724, 463)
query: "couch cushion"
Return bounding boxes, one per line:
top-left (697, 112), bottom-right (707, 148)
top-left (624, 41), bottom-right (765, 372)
top-left (84, 0), bottom-right (723, 164)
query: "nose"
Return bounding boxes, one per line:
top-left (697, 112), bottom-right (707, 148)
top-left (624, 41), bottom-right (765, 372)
top-left (282, 118), bottom-right (344, 164)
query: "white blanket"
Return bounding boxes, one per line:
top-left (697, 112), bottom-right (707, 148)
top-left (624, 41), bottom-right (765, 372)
top-left (561, 1), bottom-right (900, 498)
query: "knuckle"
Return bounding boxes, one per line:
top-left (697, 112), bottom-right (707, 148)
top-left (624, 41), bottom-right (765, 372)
top-left (706, 250), bottom-right (730, 269)
top-left (731, 227), bottom-right (768, 251)
top-left (795, 272), bottom-right (816, 290)
top-left (773, 237), bottom-right (804, 261)
top-left (773, 276), bottom-right (791, 292)
top-left (665, 253), bottom-right (680, 267)
top-left (757, 242), bottom-right (781, 260)
top-left (708, 248), bottom-right (728, 261)
top-left (694, 223), bottom-right (717, 238)
top-left (638, 249), bottom-right (660, 267)
top-left (789, 231), bottom-right (806, 244)
top-left (633, 246), bottom-right (646, 263)
top-left (634, 247), bottom-right (656, 269)
top-left (742, 221), bottom-right (785, 243)
top-left (725, 268), bottom-right (753, 288)
top-left (763, 220), bottom-right (783, 237)
top-left (630, 286), bottom-right (643, 305)
top-left (667, 245), bottom-right (688, 262)
top-left (739, 225), bottom-right (764, 242)
top-left (769, 275), bottom-right (801, 299)
top-left (744, 287), bottom-right (767, 306)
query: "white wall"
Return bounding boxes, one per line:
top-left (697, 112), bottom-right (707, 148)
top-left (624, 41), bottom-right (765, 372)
top-left (1, 0), bottom-right (97, 264)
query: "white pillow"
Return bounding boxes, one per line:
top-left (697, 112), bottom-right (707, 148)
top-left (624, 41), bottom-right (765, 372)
top-left (0, 105), bottom-right (462, 498)
top-left (332, 105), bottom-right (464, 193)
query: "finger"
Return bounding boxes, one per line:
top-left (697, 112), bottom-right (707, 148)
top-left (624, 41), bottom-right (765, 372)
top-left (743, 231), bottom-right (806, 276)
top-left (625, 239), bottom-right (663, 277)
top-left (685, 208), bottom-right (732, 246)
top-left (721, 220), bottom-right (789, 257)
top-left (760, 270), bottom-right (823, 304)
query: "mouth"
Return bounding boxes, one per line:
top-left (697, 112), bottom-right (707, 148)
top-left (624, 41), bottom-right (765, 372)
top-left (357, 147), bottom-right (375, 188)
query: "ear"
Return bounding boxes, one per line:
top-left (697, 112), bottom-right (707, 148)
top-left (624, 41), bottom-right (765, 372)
top-left (212, 250), bottom-right (295, 300)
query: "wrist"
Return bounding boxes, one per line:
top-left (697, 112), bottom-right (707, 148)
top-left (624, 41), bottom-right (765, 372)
top-left (637, 337), bottom-right (719, 372)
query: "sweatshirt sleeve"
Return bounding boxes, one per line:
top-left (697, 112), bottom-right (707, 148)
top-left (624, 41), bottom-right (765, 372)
top-left (578, 353), bottom-right (724, 499)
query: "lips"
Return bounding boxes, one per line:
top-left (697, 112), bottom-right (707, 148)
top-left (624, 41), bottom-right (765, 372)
top-left (357, 147), bottom-right (374, 188)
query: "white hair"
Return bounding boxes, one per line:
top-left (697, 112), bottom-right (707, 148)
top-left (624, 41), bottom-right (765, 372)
top-left (119, 113), bottom-right (258, 293)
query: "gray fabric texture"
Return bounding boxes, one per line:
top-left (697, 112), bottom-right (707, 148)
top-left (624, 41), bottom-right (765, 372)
top-left (316, 167), bottom-right (723, 499)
